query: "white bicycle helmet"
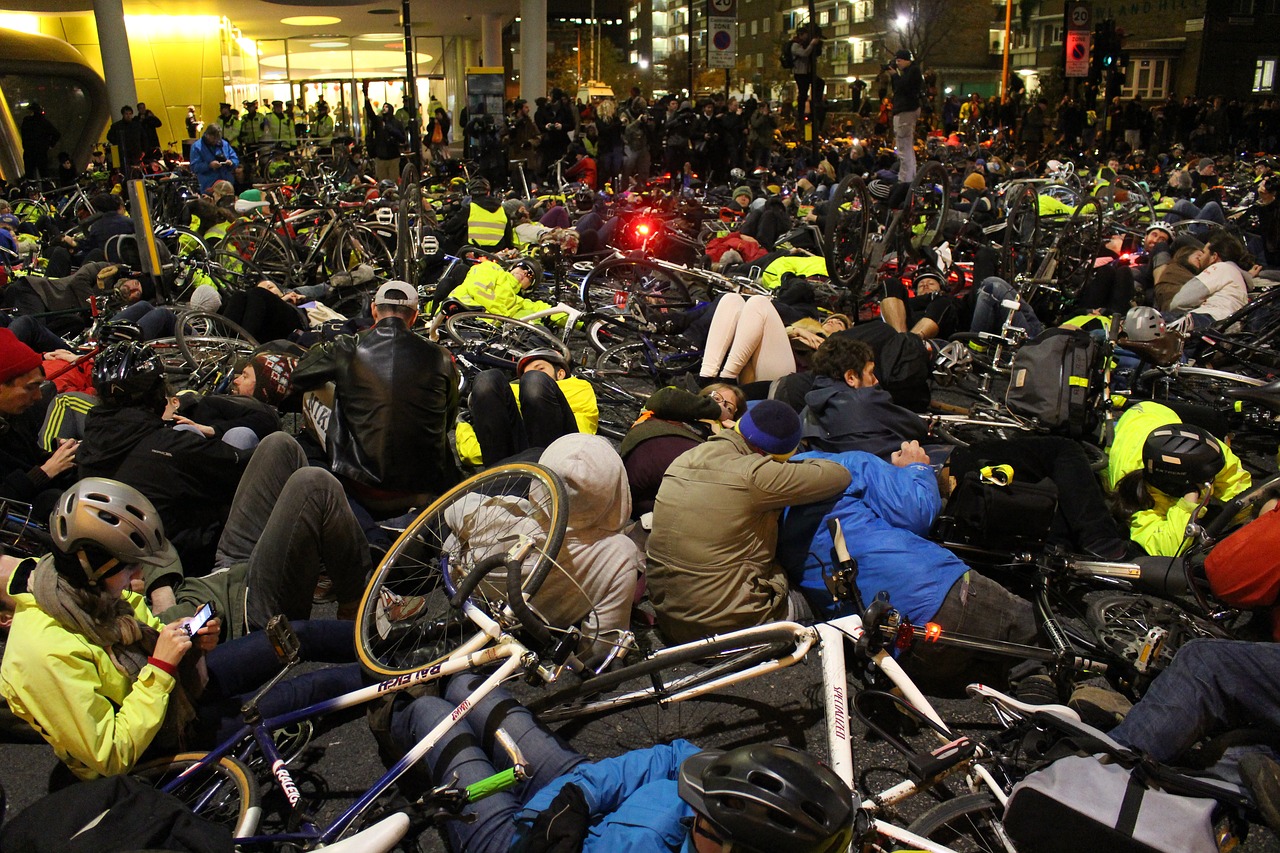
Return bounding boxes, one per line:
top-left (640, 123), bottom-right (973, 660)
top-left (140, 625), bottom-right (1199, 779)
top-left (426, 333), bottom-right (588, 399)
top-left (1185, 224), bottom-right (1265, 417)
top-left (51, 478), bottom-right (177, 584)
top-left (1122, 306), bottom-right (1166, 343)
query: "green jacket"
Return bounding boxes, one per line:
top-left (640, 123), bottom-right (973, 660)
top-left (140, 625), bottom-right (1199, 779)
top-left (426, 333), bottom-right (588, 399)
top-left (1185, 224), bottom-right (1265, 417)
top-left (449, 260), bottom-right (559, 321)
top-left (1107, 401), bottom-right (1251, 556)
top-left (0, 558), bottom-right (175, 779)
top-left (646, 430), bottom-right (851, 643)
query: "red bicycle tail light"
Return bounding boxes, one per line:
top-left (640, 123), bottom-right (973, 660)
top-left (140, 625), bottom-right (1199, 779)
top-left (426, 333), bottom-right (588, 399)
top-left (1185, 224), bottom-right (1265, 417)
top-left (924, 622), bottom-right (943, 643)
top-left (636, 221), bottom-right (652, 236)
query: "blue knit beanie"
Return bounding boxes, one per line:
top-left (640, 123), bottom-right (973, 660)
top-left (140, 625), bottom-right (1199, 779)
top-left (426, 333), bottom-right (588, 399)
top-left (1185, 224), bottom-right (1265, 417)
top-left (737, 399), bottom-right (802, 456)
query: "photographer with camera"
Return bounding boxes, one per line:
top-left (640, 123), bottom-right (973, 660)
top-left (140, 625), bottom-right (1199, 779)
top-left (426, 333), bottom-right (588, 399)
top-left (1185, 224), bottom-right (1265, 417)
top-left (790, 25), bottom-right (824, 127)
top-left (888, 48), bottom-right (924, 182)
top-left (188, 124), bottom-right (239, 193)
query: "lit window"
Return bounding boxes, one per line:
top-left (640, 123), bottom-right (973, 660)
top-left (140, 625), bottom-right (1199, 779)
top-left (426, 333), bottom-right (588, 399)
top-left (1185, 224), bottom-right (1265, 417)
top-left (1255, 57), bottom-right (1277, 92)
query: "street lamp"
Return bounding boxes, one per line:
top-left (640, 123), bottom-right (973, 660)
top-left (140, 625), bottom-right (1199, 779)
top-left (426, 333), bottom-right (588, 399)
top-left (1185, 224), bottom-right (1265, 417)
top-left (894, 13), bottom-right (910, 30)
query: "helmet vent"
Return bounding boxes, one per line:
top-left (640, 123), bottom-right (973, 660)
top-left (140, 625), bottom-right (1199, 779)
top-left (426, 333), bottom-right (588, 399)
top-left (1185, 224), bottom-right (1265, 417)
top-left (747, 770), bottom-right (783, 793)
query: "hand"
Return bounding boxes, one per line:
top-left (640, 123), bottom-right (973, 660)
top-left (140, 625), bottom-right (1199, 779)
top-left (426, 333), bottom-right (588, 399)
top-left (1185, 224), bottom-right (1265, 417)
top-left (40, 439), bottom-right (78, 478)
top-left (282, 291), bottom-right (306, 305)
top-left (891, 440), bottom-right (929, 467)
top-left (789, 328), bottom-right (824, 349)
top-left (172, 416), bottom-right (215, 437)
top-left (153, 621), bottom-right (194, 667)
top-left (1183, 489), bottom-right (1204, 504)
top-left (46, 349), bottom-right (78, 363)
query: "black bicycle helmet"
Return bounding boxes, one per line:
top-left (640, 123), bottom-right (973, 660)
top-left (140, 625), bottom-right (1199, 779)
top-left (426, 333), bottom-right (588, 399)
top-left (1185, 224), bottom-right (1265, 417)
top-left (51, 477), bottom-right (177, 584)
top-left (93, 341), bottom-right (164, 406)
top-left (516, 347), bottom-right (570, 377)
top-left (467, 176), bottom-right (491, 197)
top-left (913, 268), bottom-right (946, 292)
top-left (678, 744), bottom-right (854, 853)
top-left (1142, 423), bottom-right (1225, 496)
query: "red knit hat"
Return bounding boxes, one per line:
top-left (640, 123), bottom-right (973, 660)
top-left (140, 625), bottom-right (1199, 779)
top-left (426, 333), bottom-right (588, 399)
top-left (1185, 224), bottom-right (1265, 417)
top-left (0, 329), bottom-right (42, 384)
top-left (249, 353), bottom-right (297, 407)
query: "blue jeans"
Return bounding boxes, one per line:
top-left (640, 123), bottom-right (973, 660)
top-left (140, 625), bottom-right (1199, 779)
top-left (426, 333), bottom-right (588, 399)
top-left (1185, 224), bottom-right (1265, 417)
top-left (1169, 199), bottom-right (1226, 236)
top-left (1111, 639), bottom-right (1280, 781)
top-left (390, 674), bottom-right (585, 853)
top-left (970, 276), bottom-right (1044, 338)
top-left (200, 619), bottom-right (363, 745)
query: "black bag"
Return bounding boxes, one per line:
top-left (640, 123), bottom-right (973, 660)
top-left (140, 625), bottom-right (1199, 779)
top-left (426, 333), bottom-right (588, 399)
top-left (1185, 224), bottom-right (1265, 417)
top-left (937, 471), bottom-right (1058, 551)
top-left (780, 38), bottom-right (796, 70)
top-left (1003, 711), bottom-right (1248, 853)
top-left (0, 774), bottom-right (233, 853)
top-left (1005, 327), bottom-right (1103, 437)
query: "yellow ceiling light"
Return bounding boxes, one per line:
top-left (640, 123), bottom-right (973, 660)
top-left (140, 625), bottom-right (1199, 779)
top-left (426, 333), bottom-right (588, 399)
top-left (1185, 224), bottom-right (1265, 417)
top-left (310, 41), bottom-right (349, 48)
top-left (280, 15), bottom-right (342, 26)
top-left (357, 32), bottom-right (403, 40)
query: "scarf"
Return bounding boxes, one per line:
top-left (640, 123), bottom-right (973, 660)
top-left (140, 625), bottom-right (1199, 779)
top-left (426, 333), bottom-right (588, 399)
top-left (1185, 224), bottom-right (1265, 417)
top-left (30, 556), bottom-right (202, 749)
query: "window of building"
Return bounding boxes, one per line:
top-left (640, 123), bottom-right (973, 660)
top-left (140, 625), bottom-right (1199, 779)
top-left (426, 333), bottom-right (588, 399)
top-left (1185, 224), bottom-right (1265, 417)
top-left (819, 10), bottom-right (830, 24)
top-left (762, 17), bottom-right (770, 32)
top-left (852, 0), bottom-right (874, 23)
top-left (1043, 23), bottom-right (1063, 45)
top-left (1120, 57), bottom-right (1172, 100)
top-left (630, 50), bottom-right (639, 63)
top-left (1255, 57), bottom-right (1277, 91)
top-left (751, 19), bottom-right (758, 34)
top-left (990, 28), bottom-right (1006, 53)
top-left (629, 6), bottom-right (637, 20)
top-left (1230, 0), bottom-right (1255, 12)
top-left (837, 5), bottom-right (848, 21)
top-left (756, 52), bottom-right (764, 68)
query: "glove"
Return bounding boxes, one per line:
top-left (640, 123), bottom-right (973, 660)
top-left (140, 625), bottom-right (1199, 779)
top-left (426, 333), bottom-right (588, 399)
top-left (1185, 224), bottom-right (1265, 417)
top-left (519, 783), bottom-right (589, 853)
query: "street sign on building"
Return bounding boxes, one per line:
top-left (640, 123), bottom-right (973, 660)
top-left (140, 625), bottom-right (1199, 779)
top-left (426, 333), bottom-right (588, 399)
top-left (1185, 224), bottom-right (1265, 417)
top-left (1064, 0), bottom-right (1092, 78)
top-left (708, 0), bottom-right (736, 70)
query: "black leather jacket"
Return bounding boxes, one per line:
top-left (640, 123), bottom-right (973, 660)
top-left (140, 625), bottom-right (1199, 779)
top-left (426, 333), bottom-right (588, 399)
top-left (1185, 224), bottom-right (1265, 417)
top-left (292, 317), bottom-right (461, 495)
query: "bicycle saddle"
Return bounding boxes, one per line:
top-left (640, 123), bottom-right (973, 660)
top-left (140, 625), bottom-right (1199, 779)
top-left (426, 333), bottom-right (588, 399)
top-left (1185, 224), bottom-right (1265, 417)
top-left (1117, 333), bottom-right (1181, 367)
top-left (1223, 377), bottom-right (1280, 413)
top-left (966, 683), bottom-right (1080, 723)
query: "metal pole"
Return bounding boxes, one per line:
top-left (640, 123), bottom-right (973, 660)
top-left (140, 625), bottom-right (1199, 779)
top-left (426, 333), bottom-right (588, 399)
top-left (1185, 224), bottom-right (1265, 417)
top-left (808, 0), bottom-right (818, 156)
top-left (1001, 0), bottom-right (1013, 102)
top-left (687, 0), bottom-right (695, 97)
top-left (402, 0), bottom-right (422, 182)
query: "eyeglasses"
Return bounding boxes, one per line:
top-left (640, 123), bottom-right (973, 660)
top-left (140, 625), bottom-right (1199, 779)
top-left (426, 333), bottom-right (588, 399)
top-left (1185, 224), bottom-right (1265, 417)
top-left (711, 392), bottom-right (738, 418)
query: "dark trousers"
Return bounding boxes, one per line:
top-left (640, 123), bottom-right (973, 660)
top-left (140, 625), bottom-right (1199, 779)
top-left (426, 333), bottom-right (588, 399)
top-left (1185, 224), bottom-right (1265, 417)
top-left (468, 370), bottom-right (577, 466)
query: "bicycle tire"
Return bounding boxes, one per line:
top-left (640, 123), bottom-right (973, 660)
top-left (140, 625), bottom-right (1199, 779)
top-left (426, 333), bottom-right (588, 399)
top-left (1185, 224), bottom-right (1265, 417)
top-left (325, 223), bottom-right (394, 280)
top-left (354, 462), bottom-right (568, 679)
top-left (578, 259), bottom-right (695, 325)
top-left (903, 161), bottom-right (951, 260)
top-left (217, 220), bottom-right (296, 286)
top-left (176, 312), bottom-right (260, 371)
top-left (528, 626), bottom-right (801, 723)
top-left (133, 752), bottom-right (261, 838)
top-left (1057, 196), bottom-right (1102, 298)
top-left (443, 312), bottom-right (571, 370)
top-left (904, 793), bottom-right (1009, 853)
top-left (596, 340), bottom-right (702, 389)
top-left (1001, 183), bottom-right (1040, 281)
top-left (1084, 591), bottom-right (1230, 676)
top-left (824, 174), bottom-right (872, 296)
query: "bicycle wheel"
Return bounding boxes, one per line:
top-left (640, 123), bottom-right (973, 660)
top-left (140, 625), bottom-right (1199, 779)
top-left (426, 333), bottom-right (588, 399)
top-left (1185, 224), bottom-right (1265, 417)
top-left (528, 625), bottom-right (800, 723)
top-left (903, 161), bottom-right (951, 260)
top-left (1084, 591), bottom-right (1229, 676)
top-left (905, 793), bottom-right (1010, 853)
top-left (133, 752), bottom-right (261, 838)
top-left (176, 312), bottom-right (260, 371)
top-left (1056, 197), bottom-right (1103, 298)
top-left (824, 174), bottom-right (872, 295)
top-left (216, 220), bottom-right (296, 286)
top-left (587, 372), bottom-right (649, 440)
top-left (443, 312), bottom-right (571, 371)
top-left (1001, 184), bottom-right (1040, 281)
top-left (1110, 175), bottom-right (1157, 230)
top-left (354, 463), bottom-right (568, 679)
top-left (325, 223), bottom-right (395, 280)
top-left (578, 259), bottom-right (695, 325)
top-left (596, 339), bottom-right (702, 388)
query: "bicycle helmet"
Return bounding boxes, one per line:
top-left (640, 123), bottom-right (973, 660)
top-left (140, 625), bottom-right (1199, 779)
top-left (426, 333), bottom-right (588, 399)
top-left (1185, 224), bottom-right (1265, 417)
top-left (1142, 423), bottom-right (1225, 496)
top-left (467, 176), bottom-right (491, 197)
top-left (1145, 221), bottom-right (1174, 240)
top-left (913, 268), bottom-right (946, 293)
top-left (574, 187), bottom-right (595, 211)
top-left (1122, 306), bottom-right (1166, 342)
top-left (510, 257), bottom-right (543, 280)
top-left (93, 341), bottom-right (164, 406)
top-left (678, 744), bottom-right (854, 853)
top-left (516, 348), bottom-right (571, 377)
top-left (51, 478), bottom-right (177, 584)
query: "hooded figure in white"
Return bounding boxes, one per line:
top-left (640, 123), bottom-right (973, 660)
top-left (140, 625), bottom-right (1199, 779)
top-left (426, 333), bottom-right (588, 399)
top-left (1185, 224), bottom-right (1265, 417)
top-left (443, 434), bottom-right (641, 657)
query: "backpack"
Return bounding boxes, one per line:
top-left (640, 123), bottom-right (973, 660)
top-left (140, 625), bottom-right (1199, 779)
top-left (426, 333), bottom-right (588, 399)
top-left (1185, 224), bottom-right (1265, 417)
top-left (1005, 327), bottom-right (1103, 437)
top-left (780, 39), bottom-right (796, 70)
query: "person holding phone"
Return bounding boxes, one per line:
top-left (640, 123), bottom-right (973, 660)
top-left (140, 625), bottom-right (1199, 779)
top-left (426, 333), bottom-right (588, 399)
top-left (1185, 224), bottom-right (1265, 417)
top-left (188, 124), bottom-right (240, 193)
top-left (0, 478), bottom-right (361, 782)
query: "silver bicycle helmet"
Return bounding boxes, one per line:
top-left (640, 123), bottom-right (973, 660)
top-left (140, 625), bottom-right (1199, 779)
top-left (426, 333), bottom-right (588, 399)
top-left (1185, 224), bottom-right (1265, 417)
top-left (51, 478), bottom-right (177, 583)
top-left (1122, 306), bottom-right (1166, 343)
top-left (517, 348), bottom-right (571, 377)
top-left (678, 744), bottom-right (854, 853)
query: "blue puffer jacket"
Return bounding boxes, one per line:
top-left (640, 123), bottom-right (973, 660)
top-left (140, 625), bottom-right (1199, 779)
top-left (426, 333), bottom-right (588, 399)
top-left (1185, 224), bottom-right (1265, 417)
top-left (778, 450), bottom-right (966, 623)
top-left (514, 740), bottom-right (701, 853)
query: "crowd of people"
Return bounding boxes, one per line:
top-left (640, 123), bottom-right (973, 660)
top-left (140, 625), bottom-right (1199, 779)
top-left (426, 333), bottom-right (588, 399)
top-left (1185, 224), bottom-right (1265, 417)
top-left (4, 46), bottom-right (1280, 851)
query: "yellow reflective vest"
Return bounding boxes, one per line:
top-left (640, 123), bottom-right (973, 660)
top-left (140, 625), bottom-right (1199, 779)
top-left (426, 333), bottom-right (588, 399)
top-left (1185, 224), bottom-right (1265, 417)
top-left (467, 203), bottom-right (509, 247)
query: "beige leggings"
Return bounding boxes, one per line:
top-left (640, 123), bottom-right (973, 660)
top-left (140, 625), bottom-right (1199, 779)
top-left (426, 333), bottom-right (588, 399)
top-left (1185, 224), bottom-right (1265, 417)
top-left (699, 294), bottom-right (796, 384)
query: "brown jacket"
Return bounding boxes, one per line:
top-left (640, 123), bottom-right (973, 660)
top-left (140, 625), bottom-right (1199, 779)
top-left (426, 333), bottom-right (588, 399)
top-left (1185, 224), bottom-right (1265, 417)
top-left (646, 429), bottom-right (851, 643)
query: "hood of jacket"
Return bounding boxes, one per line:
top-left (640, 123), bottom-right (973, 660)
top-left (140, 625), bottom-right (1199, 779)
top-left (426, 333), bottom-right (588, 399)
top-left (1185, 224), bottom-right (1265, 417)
top-left (79, 405), bottom-right (163, 475)
top-left (540, 434), bottom-right (631, 534)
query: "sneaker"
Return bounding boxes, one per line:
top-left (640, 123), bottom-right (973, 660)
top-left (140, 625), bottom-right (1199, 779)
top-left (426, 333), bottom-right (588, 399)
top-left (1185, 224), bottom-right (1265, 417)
top-left (1240, 753), bottom-right (1280, 836)
top-left (374, 588), bottom-right (428, 639)
top-left (313, 573), bottom-right (336, 604)
top-left (1068, 685), bottom-right (1133, 730)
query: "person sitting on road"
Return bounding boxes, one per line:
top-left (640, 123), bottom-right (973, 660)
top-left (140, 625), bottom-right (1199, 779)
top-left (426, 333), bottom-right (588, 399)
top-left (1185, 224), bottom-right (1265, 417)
top-left (646, 400), bottom-right (851, 643)
top-left (0, 478), bottom-right (363, 781)
top-left (454, 349), bottom-right (598, 468)
top-left (1107, 402), bottom-right (1251, 557)
top-left (442, 177), bottom-right (515, 253)
top-left (1167, 230), bottom-right (1250, 329)
top-left (778, 444), bottom-right (1039, 694)
top-left (0, 329), bottom-right (79, 517)
top-left (387, 674), bottom-right (855, 853)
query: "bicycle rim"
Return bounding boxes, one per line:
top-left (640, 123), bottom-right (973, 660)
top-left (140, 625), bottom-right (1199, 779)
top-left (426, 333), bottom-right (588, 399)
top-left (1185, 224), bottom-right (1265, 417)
top-left (905, 793), bottom-right (1013, 853)
top-left (354, 463), bottom-right (568, 679)
top-left (133, 752), bottom-right (261, 838)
